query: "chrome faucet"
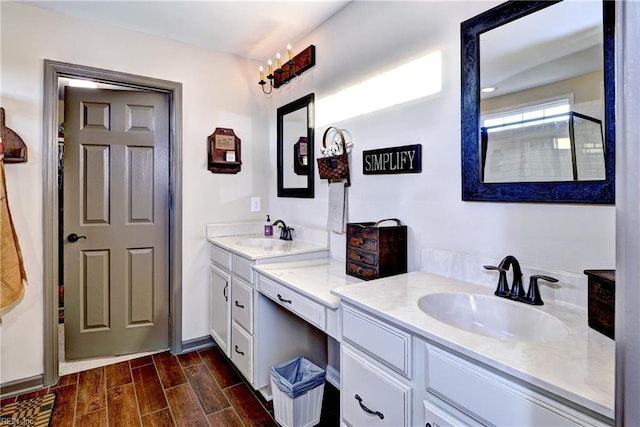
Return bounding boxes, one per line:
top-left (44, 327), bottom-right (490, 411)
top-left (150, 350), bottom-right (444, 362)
top-left (272, 219), bottom-right (294, 241)
top-left (484, 255), bottom-right (524, 300)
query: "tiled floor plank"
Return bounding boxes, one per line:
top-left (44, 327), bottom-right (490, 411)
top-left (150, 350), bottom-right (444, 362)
top-left (176, 351), bottom-right (202, 368)
top-left (207, 407), bottom-right (244, 427)
top-left (106, 361), bottom-right (132, 389)
top-left (76, 408), bottom-right (107, 427)
top-left (130, 355), bottom-right (154, 369)
top-left (76, 367), bottom-right (106, 415)
top-left (52, 373), bottom-right (79, 389)
top-left (164, 384), bottom-right (209, 427)
top-left (141, 408), bottom-right (176, 427)
top-left (224, 383), bottom-right (277, 427)
top-left (4, 345), bottom-right (337, 426)
top-left (49, 383), bottom-right (77, 427)
top-left (107, 383), bottom-right (142, 427)
top-left (184, 364), bottom-right (230, 414)
top-left (132, 364), bottom-right (168, 416)
top-left (153, 352), bottom-right (187, 389)
top-left (199, 348), bottom-right (242, 388)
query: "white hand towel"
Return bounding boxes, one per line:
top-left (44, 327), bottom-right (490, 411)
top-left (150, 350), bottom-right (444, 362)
top-left (327, 181), bottom-right (348, 234)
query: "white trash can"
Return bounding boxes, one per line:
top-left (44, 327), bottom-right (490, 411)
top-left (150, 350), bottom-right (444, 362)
top-left (270, 356), bottom-right (326, 427)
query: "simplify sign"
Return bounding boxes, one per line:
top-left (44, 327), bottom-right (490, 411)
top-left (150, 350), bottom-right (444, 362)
top-left (362, 144), bottom-right (422, 175)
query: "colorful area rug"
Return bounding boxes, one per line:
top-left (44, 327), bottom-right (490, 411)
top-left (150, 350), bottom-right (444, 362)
top-left (0, 393), bottom-right (56, 426)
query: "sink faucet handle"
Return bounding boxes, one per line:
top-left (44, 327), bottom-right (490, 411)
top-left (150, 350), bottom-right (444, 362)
top-left (521, 275), bottom-right (559, 306)
top-left (483, 265), bottom-right (510, 297)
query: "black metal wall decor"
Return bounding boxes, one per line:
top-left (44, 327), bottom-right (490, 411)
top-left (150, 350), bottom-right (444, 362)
top-left (362, 144), bottom-right (422, 175)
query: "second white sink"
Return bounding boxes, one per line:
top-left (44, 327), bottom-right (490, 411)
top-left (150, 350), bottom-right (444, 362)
top-left (418, 292), bottom-right (568, 343)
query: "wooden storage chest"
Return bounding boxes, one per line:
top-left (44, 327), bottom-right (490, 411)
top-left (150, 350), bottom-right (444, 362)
top-left (346, 219), bottom-right (407, 280)
top-left (584, 269), bottom-right (615, 339)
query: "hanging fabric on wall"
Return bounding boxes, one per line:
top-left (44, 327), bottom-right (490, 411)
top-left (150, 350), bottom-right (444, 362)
top-left (1, 137), bottom-right (27, 311)
top-left (327, 181), bottom-right (348, 234)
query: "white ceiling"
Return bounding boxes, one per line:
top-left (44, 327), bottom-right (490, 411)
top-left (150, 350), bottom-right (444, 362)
top-left (26, 0), bottom-right (351, 61)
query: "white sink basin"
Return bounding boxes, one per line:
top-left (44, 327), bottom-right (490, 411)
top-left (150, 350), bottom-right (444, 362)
top-left (235, 238), bottom-right (289, 249)
top-left (418, 293), bottom-right (568, 343)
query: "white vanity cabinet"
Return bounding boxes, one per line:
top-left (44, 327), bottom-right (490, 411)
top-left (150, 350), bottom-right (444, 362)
top-left (339, 301), bottom-right (613, 427)
top-left (341, 305), bottom-right (413, 426)
top-left (422, 343), bottom-right (611, 426)
top-left (207, 240), bottom-right (329, 399)
top-left (208, 262), bottom-right (231, 356)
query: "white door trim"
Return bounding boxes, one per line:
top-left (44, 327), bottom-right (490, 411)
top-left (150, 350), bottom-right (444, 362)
top-left (42, 60), bottom-right (183, 385)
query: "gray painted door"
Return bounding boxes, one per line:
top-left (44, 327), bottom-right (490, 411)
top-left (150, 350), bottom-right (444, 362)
top-left (63, 87), bottom-right (169, 360)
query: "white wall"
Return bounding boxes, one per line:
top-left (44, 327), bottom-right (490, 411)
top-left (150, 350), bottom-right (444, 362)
top-left (267, 2), bottom-right (615, 274)
top-left (0, 2), bottom-right (269, 383)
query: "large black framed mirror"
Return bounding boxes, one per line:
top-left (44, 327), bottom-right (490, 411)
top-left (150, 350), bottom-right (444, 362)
top-left (461, 1), bottom-right (615, 203)
top-left (277, 93), bottom-right (315, 198)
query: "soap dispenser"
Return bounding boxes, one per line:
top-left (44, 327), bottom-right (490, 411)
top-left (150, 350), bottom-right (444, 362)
top-left (264, 215), bottom-right (273, 237)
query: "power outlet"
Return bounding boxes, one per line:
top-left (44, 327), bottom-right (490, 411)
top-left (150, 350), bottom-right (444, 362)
top-left (251, 197), bottom-right (261, 212)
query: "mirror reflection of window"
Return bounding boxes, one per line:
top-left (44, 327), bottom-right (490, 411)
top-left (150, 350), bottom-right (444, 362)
top-left (479, 0), bottom-right (604, 184)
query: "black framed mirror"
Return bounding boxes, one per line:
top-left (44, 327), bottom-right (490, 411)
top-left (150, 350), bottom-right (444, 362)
top-left (277, 93), bottom-right (315, 198)
top-left (461, 1), bottom-right (615, 203)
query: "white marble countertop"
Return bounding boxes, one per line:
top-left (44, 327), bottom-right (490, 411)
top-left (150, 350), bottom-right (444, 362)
top-left (253, 259), bottom-right (362, 309)
top-left (207, 234), bottom-right (328, 261)
top-left (331, 271), bottom-right (615, 420)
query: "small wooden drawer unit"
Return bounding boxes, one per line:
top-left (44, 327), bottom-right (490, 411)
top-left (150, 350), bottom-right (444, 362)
top-left (585, 269), bottom-right (615, 339)
top-left (346, 218), bottom-right (407, 280)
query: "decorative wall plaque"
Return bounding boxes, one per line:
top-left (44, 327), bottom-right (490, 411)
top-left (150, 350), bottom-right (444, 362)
top-left (208, 128), bottom-right (241, 174)
top-left (0, 108), bottom-right (28, 163)
top-left (362, 144), bottom-right (422, 175)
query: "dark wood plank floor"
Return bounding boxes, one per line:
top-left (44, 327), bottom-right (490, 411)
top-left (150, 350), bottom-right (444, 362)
top-left (1, 347), bottom-right (339, 427)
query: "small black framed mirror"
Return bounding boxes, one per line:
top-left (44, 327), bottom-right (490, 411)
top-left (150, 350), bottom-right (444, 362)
top-left (277, 93), bottom-right (315, 198)
top-left (461, 0), bottom-right (615, 203)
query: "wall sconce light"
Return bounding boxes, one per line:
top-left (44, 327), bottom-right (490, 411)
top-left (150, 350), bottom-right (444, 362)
top-left (258, 44), bottom-right (316, 94)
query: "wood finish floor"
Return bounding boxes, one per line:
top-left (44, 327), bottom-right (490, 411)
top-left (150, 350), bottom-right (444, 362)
top-left (1, 347), bottom-right (339, 427)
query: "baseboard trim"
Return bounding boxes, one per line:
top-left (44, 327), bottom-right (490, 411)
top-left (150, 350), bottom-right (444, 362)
top-left (180, 336), bottom-right (215, 354)
top-left (1, 374), bottom-right (45, 399)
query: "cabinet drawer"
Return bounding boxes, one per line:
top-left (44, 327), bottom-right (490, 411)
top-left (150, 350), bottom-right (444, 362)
top-left (232, 278), bottom-right (253, 333)
top-left (210, 244), bottom-right (231, 271)
top-left (257, 275), bottom-right (325, 330)
top-left (425, 344), bottom-right (602, 426)
top-left (232, 254), bottom-right (253, 284)
top-left (343, 305), bottom-right (411, 377)
top-left (342, 345), bottom-right (411, 427)
top-left (346, 262), bottom-right (378, 280)
top-left (231, 322), bottom-right (253, 382)
top-left (347, 248), bottom-right (377, 266)
top-left (347, 235), bottom-right (378, 251)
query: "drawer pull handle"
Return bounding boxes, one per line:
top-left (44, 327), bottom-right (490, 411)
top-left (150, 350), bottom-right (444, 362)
top-left (354, 394), bottom-right (384, 419)
top-left (277, 294), bottom-right (292, 304)
top-left (234, 345), bottom-right (244, 356)
top-left (223, 282), bottom-right (228, 302)
top-left (234, 300), bottom-right (245, 309)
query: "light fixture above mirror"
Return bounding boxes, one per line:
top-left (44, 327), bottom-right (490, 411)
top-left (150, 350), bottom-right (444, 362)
top-left (258, 45), bottom-right (316, 94)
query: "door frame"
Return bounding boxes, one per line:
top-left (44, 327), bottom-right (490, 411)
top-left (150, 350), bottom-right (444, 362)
top-left (42, 60), bottom-right (183, 385)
